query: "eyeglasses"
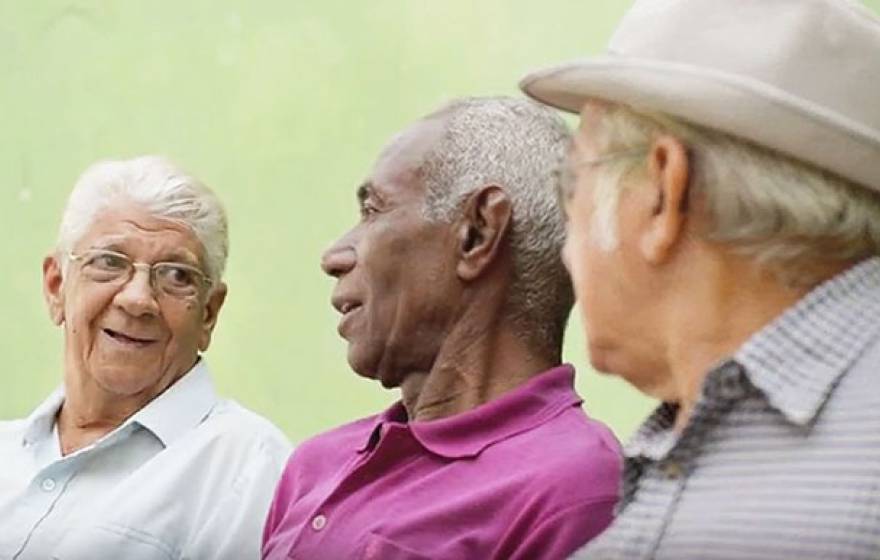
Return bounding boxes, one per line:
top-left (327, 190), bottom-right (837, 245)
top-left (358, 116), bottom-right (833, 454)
top-left (68, 249), bottom-right (211, 299)
top-left (571, 147), bottom-right (647, 169)
top-left (560, 147), bottom-right (648, 201)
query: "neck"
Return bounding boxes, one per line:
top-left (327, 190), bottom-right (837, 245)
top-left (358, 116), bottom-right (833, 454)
top-left (56, 366), bottom-right (184, 455)
top-left (400, 320), bottom-right (557, 422)
top-left (661, 252), bottom-right (853, 431)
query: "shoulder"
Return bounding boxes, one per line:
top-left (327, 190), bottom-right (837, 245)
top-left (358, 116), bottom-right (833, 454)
top-left (0, 417), bottom-right (27, 435)
top-left (284, 412), bottom-right (380, 469)
top-left (268, 412), bottom-right (382, 508)
top-left (498, 405), bottom-right (622, 504)
top-left (165, 398), bottom-right (293, 485)
top-left (0, 418), bottom-right (28, 452)
top-left (529, 405), bottom-right (622, 472)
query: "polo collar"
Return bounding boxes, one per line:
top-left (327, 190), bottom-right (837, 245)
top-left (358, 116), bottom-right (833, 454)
top-left (21, 359), bottom-right (218, 450)
top-left (735, 257), bottom-right (880, 426)
top-left (359, 365), bottom-right (582, 459)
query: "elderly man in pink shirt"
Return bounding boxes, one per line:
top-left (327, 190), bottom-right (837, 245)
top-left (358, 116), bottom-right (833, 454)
top-left (262, 97), bottom-right (621, 560)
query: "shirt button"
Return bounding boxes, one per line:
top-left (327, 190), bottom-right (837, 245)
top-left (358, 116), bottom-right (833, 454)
top-left (41, 478), bottom-right (56, 492)
top-left (311, 514), bottom-right (327, 531)
top-left (660, 461), bottom-right (683, 480)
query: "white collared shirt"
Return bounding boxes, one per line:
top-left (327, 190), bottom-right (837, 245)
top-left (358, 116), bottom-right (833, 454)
top-left (0, 361), bottom-right (292, 560)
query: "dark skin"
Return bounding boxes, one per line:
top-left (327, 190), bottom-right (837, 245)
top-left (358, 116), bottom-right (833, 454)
top-left (321, 115), bottom-right (557, 422)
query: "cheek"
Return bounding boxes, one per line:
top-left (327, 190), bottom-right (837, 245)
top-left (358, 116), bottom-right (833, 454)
top-left (165, 307), bottom-right (203, 344)
top-left (563, 226), bottom-right (594, 302)
top-left (65, 285), bottom-right (114, 332)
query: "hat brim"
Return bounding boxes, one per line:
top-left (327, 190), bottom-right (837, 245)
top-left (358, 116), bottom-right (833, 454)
top-left (520, 56), bottom-right (880, 191)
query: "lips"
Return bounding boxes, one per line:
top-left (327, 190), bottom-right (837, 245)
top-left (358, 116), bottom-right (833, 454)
top-left (339, 301), bottom-right (361, 315)
top-left (331, 294), bottom-right (363, 316)
top-left (331, 294), bottom-right (363, 337)
top-left (102, 328), bottom-right (157, 347)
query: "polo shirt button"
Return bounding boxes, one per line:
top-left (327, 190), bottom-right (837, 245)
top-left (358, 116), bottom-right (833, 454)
top-left (41, 478), bottom-right (56, 492)
top-left (311, 514), bottom-right (327, 531)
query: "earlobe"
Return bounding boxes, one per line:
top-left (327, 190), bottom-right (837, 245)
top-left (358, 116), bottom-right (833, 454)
top-left (455, 186), bottom-right (512, 281)
top-left (639, 135), bottom-right (690, 265)
top-left (42, 255), bottom-right (65, 326)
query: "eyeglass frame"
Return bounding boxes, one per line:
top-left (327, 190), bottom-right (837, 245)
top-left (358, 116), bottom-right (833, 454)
top-left (560, 147), bottom-right (648, 202)
top-left (66, 248), bottom-right (213, 300)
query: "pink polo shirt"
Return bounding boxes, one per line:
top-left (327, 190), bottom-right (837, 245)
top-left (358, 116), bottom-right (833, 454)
top-left (262, 365), bottom-right (621, 560)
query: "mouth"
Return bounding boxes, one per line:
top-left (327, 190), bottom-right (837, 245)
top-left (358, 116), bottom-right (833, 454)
top-left (339, 301), bottom-right (362, 315)
top-left (102, 328), bottom-right (157, 347)
top-left (331, 294), bottom-right (363, 316)
top-left (332, 299), bottom-right (363, 337)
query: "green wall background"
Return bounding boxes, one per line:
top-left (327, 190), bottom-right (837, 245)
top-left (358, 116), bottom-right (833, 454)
top-left (3, 0), bottom-right (878, 443)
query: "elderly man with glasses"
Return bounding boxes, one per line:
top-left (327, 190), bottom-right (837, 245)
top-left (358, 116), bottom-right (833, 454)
top-left (0, 156), bottom-right (291, 559)
top-left (521, 0), bottom-right (880, 558)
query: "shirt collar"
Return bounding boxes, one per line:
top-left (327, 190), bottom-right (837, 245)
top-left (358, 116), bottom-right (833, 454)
top-left (360, 365), bottom-right (582, 459)
top-left (624, 258), bottom-right (880, 462)
top-left (735, 257), bottom-right (880, 426)
top-left (21, 359), bottom-right (218, 449)
top-left (22, 387), bottom-right (65, 447)
top-left (127, 359), bottom-right (218, 447)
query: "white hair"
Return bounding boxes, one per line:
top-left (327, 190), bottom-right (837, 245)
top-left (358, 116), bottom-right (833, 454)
top-left (584, 103), bottom-right (880, 284)
top-left (421, 96), bottom-right (574, 352)
top-left (57, 155), bottom-right (229, 283)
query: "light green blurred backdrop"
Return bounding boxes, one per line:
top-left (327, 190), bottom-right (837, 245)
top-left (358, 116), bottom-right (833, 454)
top-left (3, 0), bottom-right (879, 443)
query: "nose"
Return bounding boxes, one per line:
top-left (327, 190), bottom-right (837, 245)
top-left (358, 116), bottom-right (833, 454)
top-left (320, 236), bottom-right (357, 278)
top-left (113, 266), bottom-right (160, 317)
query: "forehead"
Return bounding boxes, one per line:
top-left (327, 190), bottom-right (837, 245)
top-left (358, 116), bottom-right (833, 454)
top-left (367, 116), bottom-right (448, 198)
top-left (75, 202), bottom-right (202, 261)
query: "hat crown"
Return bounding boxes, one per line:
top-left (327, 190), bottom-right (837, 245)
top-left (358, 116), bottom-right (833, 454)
top-left (519, 0), bottom-right (880, 190)
top-left (608, 0), bottom-right (880, 136)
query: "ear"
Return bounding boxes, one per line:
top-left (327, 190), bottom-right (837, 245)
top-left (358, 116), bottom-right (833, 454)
top-left (198, 282), bottom-right (228, 352)
top-left (639, 135), bottom-right (691, 264)
top-left (43, 255), bottom-right (66, 326)
top-left (455, 185), bottom-right (513, 281)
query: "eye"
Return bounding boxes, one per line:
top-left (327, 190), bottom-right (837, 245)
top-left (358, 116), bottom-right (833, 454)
top-left (86, 251), bottom-right (130, 271)
top-left (156, 264), bottom-right (200, 290)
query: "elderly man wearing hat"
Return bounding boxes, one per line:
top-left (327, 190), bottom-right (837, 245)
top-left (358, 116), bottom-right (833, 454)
top-left (521, 0), bottom-right (880, 558)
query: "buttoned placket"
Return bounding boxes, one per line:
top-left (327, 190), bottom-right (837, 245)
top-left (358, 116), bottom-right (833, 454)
top-left (6, 440), bottom-right (81, 558)
top-left (5, 422), bottom-right (141, 559)
top-left (623, 362), bottom-right (749, 559)
top-left (284, 423), bottom-right (421, 559)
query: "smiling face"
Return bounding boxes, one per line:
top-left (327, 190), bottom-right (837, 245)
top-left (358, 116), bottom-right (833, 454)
top-left (44, 201), bottom-right (227, 400)
top-left (320, 116), bottom-right (461, 387)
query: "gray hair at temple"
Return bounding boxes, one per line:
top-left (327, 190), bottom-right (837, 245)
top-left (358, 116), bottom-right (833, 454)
top-left (57, 155), bottom-right (229, 284)
top-left (420, 96), bottom-right (574, 353)
top-left (584, 103), bottom-right (880, 286)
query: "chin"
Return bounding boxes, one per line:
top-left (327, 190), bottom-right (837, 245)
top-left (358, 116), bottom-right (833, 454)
top-left (587, 342), bottom-right (616, 375)
top-left (347, 348), bottom-right (404, 390)
top-left (346, 347), bottom-right (379, 382)
top-left (94, 371), bottom-right (158, 397)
